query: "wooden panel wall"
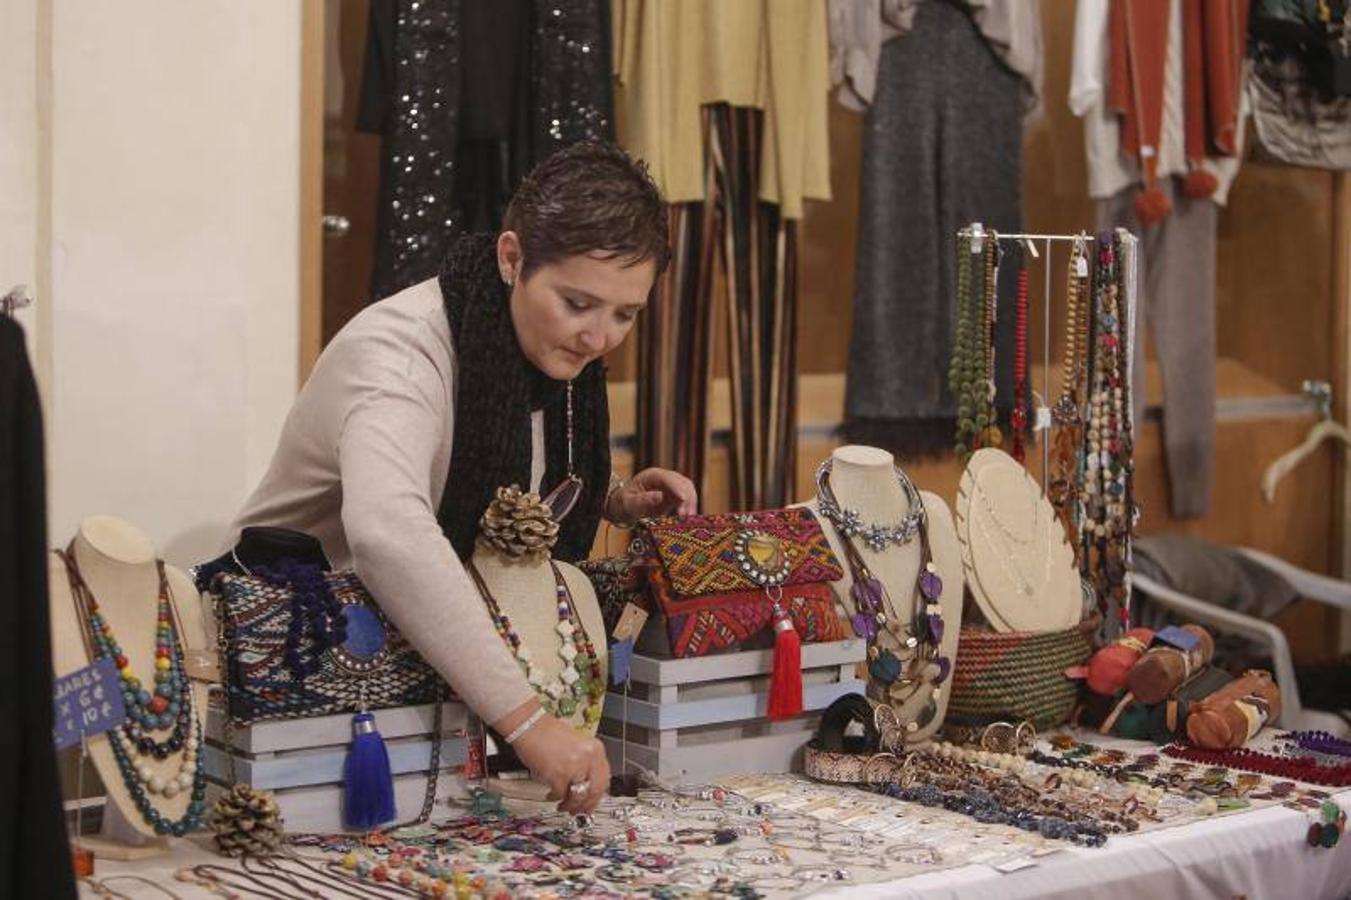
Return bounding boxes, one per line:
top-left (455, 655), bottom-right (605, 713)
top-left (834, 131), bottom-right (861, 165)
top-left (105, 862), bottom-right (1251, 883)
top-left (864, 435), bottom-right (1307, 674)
top-left (784, 2), bottom-right (1343, 659)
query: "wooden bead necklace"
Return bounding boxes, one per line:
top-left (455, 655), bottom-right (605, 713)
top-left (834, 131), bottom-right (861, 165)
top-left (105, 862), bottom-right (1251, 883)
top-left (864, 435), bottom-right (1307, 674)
top-left (1049, 236), bottom-right (1092, 566)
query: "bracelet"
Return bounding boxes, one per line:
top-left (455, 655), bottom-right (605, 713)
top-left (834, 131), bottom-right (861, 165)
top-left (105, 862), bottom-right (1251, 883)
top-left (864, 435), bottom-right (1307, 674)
top-left (606, 473), bottom-right (627, 504)
top-left (503, 707), bottom-right (547, 745)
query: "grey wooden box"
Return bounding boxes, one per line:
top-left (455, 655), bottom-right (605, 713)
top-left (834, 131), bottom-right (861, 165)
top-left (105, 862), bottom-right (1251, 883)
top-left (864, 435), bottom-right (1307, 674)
top-left (600, 639), bottom-right (866, 782)
top-left (204, 701), bottom-right (467, 833)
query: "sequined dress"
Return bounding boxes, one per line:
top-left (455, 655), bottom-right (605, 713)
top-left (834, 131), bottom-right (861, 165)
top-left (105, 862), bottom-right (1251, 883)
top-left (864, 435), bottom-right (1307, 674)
top-left (359, 0), bottom-right (613, 301)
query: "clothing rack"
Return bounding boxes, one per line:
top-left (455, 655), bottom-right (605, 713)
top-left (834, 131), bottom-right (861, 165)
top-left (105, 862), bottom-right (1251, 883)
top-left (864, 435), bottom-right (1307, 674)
top-left (2, 285), bottom-right (33, 318)
top-left (954, 225), bottom-right (1138, 493)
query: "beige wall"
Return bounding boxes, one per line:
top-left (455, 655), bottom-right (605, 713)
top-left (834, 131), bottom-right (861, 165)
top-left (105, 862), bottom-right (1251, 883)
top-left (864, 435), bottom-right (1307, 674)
top-left (1, 1), bottom-right (304, 565)
top-left (0, 0), bottom-right (43, 366)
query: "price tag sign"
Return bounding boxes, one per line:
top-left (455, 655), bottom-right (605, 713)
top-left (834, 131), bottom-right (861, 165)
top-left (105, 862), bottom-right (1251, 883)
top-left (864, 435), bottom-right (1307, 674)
top-left (53, 657), bottom-right (126, 751)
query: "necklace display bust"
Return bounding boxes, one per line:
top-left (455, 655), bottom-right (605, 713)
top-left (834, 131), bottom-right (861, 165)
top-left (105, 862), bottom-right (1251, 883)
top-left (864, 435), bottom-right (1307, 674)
top-left (801, 446), bottom-right (963, 744)
top-left (49, 516), bottom-right (210, 852)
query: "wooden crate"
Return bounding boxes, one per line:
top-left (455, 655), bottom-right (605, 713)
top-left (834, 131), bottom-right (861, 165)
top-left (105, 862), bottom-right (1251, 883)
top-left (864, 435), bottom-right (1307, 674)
top-left (600, 639), bottom-right (866, 781)
top-left (204, 701), bottom-right (468, 833)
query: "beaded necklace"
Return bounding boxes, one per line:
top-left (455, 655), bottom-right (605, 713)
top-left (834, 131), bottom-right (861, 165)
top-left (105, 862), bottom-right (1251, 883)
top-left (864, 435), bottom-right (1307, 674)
top-left (1162, 743), bottom-right (1351, 788)
top-left (950, 229), bottom-right (979, 457)
top-left (1082, 232), bottom-right (1135, 634)
top-left (1009, 247), bottom-right (1030, 463)
top-left (59, 550), bottom-right (206, 835)
top-left (1280, 730), bottom-right (1351, 758)
top-left (979, 235), bottom-right (1003, 450)
top-left (952, 229), bottom-right (1000, 458)
top-left (815, 461), bottom-right (949, 733)
top-left (1049, 236), bottom-right (1091, 566)
top-left (467, 560), bottom-right (604, 726)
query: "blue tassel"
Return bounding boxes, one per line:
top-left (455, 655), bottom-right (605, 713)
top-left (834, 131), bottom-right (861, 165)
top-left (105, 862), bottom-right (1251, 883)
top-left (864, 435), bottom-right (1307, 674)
top-left (343, 711), bottom-right (395, 830)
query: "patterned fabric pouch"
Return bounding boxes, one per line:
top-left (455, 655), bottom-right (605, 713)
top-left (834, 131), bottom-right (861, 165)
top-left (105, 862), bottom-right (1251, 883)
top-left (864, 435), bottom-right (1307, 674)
top-left (211, 564), bottom-right (446, 724)
top-left (636, 508), bottom-right (848, 659)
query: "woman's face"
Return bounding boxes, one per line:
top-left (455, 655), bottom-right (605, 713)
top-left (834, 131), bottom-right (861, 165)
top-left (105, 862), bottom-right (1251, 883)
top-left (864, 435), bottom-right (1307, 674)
top-left (498, 231), bottom-right (654, 381)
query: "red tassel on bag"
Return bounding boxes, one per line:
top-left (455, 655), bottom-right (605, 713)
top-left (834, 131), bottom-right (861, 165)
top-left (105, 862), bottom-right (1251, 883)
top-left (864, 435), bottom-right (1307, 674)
top-left (767, 603), bottom-right (803, 720)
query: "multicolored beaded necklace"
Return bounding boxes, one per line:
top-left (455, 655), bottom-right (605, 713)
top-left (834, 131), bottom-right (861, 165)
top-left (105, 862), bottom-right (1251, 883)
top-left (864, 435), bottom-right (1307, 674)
top-left (59, 549), bottom-right (206, 835)
top-left (467, 560), bottom-right (604, 727)
top-left (1081, 232), bottom-right (1135, 635)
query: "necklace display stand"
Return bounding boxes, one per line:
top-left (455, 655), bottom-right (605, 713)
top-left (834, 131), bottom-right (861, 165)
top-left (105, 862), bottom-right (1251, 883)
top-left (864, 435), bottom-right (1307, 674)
top-left (471, 546), bottom-right (605, 802)
top-left (48, 516), bottom-right (210, 859)
top-left (801, 445), bottom-right (963, 744)
top-left (956, 448), bottom-right (1082, 632)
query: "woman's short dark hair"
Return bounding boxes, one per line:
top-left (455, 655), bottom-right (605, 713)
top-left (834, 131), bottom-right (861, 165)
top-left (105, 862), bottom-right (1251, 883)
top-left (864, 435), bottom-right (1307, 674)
top-left (503, 140), bottom-right (670, 279)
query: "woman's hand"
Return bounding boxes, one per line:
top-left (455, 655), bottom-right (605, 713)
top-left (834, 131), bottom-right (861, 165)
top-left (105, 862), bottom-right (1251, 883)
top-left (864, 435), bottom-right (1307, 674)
top-left (605, 467), bottom-right (698, 525)
top-left (505, 713), bottom-right (611, 814)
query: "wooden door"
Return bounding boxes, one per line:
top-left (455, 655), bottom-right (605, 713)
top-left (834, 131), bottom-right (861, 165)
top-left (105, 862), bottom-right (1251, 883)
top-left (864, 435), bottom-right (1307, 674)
top-left (299, 0), bottom-right (382, 378)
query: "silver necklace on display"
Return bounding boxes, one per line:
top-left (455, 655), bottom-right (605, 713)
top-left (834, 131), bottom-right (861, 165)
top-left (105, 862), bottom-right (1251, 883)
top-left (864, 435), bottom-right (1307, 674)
top-left (814, 459), bottom-right (925, 553)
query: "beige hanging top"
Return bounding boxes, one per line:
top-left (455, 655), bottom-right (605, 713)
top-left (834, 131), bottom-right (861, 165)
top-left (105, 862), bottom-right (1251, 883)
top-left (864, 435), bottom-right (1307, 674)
top-left (611, 0), bottom-right (833, 219)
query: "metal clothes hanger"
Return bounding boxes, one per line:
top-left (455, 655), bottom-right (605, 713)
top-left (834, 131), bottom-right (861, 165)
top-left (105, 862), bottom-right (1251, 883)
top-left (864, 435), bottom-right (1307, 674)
top-left (1260, 381), bottom-right (1351, 503)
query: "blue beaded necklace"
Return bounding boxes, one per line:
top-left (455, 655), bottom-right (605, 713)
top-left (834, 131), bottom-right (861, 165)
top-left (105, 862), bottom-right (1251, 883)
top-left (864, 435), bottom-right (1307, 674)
top-left (60, 550), bottom-right (207, 835)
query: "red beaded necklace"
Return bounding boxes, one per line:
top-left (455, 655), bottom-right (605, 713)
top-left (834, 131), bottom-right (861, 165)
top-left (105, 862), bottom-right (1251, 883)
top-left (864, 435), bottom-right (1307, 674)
top-left (1163, 743), bottom-right (1351, 788)
top-left (1010, 250), bottom-right (1030, 463)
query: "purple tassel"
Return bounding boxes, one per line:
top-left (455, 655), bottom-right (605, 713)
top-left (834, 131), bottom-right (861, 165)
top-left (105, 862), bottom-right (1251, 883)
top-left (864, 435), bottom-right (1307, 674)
top-left (343, 711), bottom-right (396, 830)
top-left (933, 656), bottom-right (952, 685)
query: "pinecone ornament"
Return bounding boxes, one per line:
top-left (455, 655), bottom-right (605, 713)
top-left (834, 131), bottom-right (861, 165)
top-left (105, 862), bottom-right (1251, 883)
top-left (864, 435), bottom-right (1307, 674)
top-left (478, 485), bottom-right (559, 560)
top-left (208, 785), bottom-right (283, 857)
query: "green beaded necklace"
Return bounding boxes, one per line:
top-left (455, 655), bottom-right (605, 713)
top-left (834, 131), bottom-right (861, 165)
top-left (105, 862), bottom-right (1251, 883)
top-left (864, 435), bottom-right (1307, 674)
top-left (466, 560), bottom-right (604, 728)
top-left (951, 228), bottom-right (1001, 459)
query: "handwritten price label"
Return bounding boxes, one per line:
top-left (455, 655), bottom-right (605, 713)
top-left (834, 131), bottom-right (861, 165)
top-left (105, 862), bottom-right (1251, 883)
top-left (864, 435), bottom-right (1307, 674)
top-left (53, 657), bottom-right (126, 751)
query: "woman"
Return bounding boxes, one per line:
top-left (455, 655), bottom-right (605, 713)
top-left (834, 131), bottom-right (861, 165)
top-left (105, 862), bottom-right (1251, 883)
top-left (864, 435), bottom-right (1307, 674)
top-left (228, 141), bottom-right (695, 814)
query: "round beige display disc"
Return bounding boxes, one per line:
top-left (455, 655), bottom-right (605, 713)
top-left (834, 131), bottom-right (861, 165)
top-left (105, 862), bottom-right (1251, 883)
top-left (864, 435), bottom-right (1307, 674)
top-left (956, 448), bottom-right (1081, 633)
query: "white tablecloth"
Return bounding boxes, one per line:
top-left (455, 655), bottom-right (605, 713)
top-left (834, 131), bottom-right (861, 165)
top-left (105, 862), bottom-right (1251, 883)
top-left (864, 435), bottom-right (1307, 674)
top-left (823, 790), bottom-right (1351, 900)
top-left (76, 793), bottom-right (1351, 899)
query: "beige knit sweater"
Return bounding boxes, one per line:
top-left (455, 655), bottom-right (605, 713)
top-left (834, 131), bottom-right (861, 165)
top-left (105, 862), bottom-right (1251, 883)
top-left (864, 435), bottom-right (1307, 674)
top-left (228, 277), bottom-right (543, 723)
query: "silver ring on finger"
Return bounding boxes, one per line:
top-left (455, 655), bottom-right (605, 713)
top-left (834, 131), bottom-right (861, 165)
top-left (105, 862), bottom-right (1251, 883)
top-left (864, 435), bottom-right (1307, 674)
top-left (569, 780), bottom-right (592, 797)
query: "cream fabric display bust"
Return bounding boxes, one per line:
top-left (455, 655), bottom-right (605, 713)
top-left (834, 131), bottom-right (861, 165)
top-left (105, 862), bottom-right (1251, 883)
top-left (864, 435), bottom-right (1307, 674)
top-left (469, 500), bottom-right (606, 802)
top-left (956, 448), bottom-right (1082, 633)
top-left (801, 445), bottom-right (963, 744)
top-left (470, 546), bottom-right (606, 738)
top-left (48, 516), bottom-right (210, 850)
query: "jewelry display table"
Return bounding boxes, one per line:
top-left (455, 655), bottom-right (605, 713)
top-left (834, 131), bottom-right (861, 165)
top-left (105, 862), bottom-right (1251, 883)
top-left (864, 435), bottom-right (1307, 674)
top-left (74, 729), bottom-right (1351, 899)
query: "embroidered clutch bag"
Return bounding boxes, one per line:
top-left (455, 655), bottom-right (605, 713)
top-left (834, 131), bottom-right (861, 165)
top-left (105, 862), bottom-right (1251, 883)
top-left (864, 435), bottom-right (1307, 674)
top-left (211, 566), bottom-right (446, 724)
top-left (636, 508), bottom-right (847, 659)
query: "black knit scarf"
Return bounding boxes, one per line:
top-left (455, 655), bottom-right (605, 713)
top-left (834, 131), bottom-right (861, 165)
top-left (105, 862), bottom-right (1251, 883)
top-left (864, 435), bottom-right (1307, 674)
top-left (437, 233), bottom-right (610, 562)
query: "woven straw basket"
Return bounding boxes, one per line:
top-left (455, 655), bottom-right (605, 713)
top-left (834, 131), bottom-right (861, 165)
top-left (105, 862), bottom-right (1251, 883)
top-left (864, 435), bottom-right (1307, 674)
top-left (946, 614), bottom-right (1100, 731)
